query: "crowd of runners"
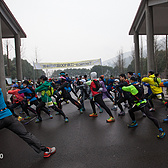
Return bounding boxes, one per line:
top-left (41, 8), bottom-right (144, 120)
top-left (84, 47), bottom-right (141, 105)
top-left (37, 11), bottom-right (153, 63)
top-left (1, 70), bottom-right (168, 158)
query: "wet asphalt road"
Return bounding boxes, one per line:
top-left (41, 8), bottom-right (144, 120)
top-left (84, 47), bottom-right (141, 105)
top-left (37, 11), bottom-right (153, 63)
top-left (1, 98), bottom-right (168, 168)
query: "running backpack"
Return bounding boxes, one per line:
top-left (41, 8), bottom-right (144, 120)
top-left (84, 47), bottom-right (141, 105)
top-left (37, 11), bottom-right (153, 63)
top-left (133, 84), bottom-right (144, 101)
top-left (29, 87), bottom-right (36, 98)
top-left (153, 77), bottom-right (161, 87)
top-left (92, 80), bottom-right (102, 92)
top-left (25, 86), bottom-right (36, 100)
top-left (46, 86), bottom-right (54, 97)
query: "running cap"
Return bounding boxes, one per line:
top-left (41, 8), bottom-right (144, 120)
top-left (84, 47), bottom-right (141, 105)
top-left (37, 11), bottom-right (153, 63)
top-left (11, 84), bottom-right (18, 88)
top-left (59, 72), bottom-right (66, 76)
top-left (114, 79), bottom-right (120, 82)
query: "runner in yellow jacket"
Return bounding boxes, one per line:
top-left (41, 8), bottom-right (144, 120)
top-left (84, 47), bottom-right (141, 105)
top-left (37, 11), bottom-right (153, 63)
top-left (142, 70), bottom-right (166, 111)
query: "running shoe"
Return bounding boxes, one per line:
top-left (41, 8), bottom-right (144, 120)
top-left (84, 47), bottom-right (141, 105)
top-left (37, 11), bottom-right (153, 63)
top-left (111, 106), bottom-right (117, 111)
top-left (157, 131), bottom-right (165, 139)
top-left (142, 113), bottom-right (146, 117)
top-left (50, 114), bottom-right (53, 119)
top-left (53, 102), bottom-right (57, 105)
top-left (106, 117), bottom-right (115, 122)
top-left (89, 113), bottom-right (98, 117)
top-left (24, 116), bottom-right (31, 120)
top-left (35, 118), bottom-right (42, 123)
top-left (127, 121), bottom-right (138, 128)
top-left (44, 147), bottom-right (56, 158)
top-left (55, 112), bottom-right (60, 115)
top-left (118, 111), bottom-right (125, 116)
top-left (65, 117), bottom-right (69, 123)
top-left (18, 116), bottom-right (24, 122)
top-left (149, 108), bottom-right (155, 112)
top-left (80, 108), bottom-right (83, 114)
top-left (99, 108), bottom-right (103, 113)
top-left (163, 116), bottom-right (168, 122)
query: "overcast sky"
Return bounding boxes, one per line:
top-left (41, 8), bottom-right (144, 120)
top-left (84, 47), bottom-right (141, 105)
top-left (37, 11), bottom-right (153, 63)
top-left (4, 0), bottom-right (141, 64)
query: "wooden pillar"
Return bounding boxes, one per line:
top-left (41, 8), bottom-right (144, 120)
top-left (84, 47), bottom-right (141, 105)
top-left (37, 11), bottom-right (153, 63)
top-left (146, 0), bottom-right (155, 72)
top-left (0, 17), bottom-right (7, 101)
top-left (134, 31), bottom-right (140, 74)
top-left (15, 34), bottom-right (22, 81)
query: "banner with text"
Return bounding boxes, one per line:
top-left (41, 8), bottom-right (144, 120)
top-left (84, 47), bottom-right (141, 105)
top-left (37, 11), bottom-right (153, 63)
top-left (34, 58), bottom-right (101, 69)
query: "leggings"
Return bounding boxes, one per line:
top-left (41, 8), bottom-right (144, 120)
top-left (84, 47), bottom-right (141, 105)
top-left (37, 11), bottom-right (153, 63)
top-left (103, 91), bottom-right (114, 102)
top-left (36, 101), bottom-right (67, 119)
top-left (56, 93), bottom-right (82, 110)
top-left (36, 101), bottom-right (50, 120)
top-left (128, 104), bottom-right (160, 129)
top-left (21, 100), bottom-right (39, 115)
top-left (148, 93), bottom-right (165, 108)
top-left (0, 115), bottom-right (47, 153)
top-left (9, 102), bottom-right (30, 117)
top-left (90, 94), bottom-right (113, 117)
top-left (51, 104), bottom-right (67, 119)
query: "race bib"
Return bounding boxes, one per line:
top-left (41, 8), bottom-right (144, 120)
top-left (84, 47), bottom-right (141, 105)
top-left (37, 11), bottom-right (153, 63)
top-left (156, 94), bottom-right (162, 100)
top-left (46, 101), bottom-right (53, 107)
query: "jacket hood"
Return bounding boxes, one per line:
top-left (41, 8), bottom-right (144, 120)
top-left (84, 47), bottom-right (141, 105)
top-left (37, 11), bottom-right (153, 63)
top-left (43, 81), bottom-right (50, 87)
top-left (149, 74), bottom-right (155, 78)
top-left (90, 72), bottom-right (97, 80)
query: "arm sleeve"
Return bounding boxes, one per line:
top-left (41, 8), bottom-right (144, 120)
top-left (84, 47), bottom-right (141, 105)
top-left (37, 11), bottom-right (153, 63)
top-left (8, 90), bottom-right (15, 94)
top-left (122, 86), bottom-right (132, 92)
top-left (71, 86), bottom-right (78, 98)
top-left (85, 80), bottom-right (92, 86)
top-left (18, 88), bottom-right (27, 94)
top-left (122, 85), bottom-right (138, 95)
top-left (57, 82), bottom-right (67, 91)
top-left (163, 81), bottom-right (168, 87)
top-left (35, 85), bottom-right (44, 93)
top-left (142, 77), bottom-right (151, 84)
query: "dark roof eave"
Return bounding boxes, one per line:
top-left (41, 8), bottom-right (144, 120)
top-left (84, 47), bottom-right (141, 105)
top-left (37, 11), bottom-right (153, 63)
top-left (129, 0), bottom-right (145, 35)
top-left (1, 0), bottom-right (26, 38)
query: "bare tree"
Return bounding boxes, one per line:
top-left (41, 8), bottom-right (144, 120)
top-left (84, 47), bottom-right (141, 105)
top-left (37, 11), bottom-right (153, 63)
top-left (20, 39), bottom-right (26, 59)
top-left (6, 40), bottom-right (10, 76)
top-left (154, 35), bottom-right (162, 73)
top-left (114, 49), bottom-right (125, 74)
top-left (140, 36), bottom-right (143, 76)
top-left (120, 49), bottom-right (124, 73)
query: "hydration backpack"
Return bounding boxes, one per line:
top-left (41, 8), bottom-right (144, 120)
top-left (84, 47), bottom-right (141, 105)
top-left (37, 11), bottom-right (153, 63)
top-left (92, 80), bottom-right (102, 92)
top-left (24, 86), bottom-right (36, 100)
top-left (133, 84), bottom-right (144, 101)
top-left (46, 86), bottom-right (54, 97)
